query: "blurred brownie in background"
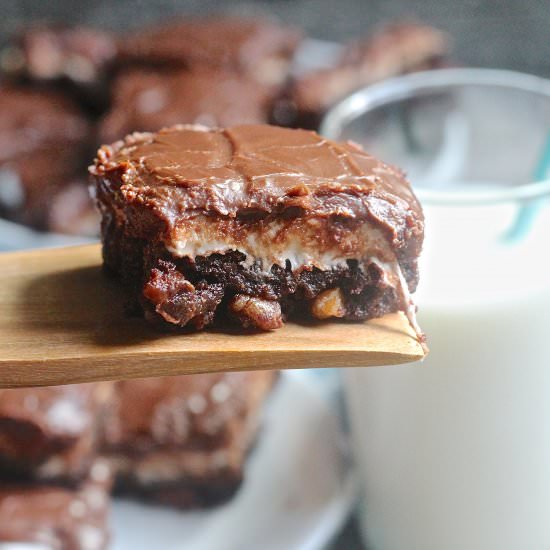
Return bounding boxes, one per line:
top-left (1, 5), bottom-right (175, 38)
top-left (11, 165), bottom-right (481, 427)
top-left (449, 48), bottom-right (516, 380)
top-left (102, 371), bottom-right (277, 508)
top-left (117, 17), bottom-right (301, 87)
top-left (0, 458), bottom-right (112, 550)
top-left (0, 86), bottom-right (98, 233)
top-left (100, 68), bottom-right (272, 144)
top-left (0, 371), bottom-right (276, 518)
top-left (0, 383), bottom-right (113, 484)
top-left (278, 22), bottom-right (449, 128)
top-left (0, 24), bottom-right (117, 113)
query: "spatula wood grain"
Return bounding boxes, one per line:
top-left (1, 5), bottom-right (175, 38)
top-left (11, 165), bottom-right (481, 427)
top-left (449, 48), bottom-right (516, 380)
top-left (0, 244), bottom-right (425, 388)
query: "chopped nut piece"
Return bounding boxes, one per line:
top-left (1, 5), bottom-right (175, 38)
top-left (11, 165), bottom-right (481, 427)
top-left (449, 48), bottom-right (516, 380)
top-left (311, 288), bottom-right (346, 320)
top-left (229, 294), bottom-right (283, 330)
top-left (143, 262), bottom-right (223, 328)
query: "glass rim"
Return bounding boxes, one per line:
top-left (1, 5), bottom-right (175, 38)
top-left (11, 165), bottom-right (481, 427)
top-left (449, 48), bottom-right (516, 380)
top-left (320, 68), bottom-right (550, 206)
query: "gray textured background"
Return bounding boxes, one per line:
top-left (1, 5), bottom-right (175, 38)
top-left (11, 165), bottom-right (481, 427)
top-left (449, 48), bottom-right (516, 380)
top-left (1, 0), bottom-right (549, 77)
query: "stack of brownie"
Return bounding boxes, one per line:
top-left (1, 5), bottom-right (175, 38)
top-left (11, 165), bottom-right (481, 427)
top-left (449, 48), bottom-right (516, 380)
top-left (0, 372), bottom-right (277, 545)
top-left (0, 16), bottom-right (449, 237)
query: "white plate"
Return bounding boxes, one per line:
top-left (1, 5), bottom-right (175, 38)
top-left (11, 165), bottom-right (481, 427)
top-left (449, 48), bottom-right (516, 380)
top-left (111, 370), bottom-right (355, 550)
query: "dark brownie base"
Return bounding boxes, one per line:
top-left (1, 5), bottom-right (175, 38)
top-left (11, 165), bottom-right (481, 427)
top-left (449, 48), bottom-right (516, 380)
top-left (145, 253), bottom-right (399, 326)
top-left (102, 220), bottom-right (402, 331)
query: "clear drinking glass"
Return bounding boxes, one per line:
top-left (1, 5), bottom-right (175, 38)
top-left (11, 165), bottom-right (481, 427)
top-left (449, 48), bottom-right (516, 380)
top-left (321, 69), bottom-right (550, 550)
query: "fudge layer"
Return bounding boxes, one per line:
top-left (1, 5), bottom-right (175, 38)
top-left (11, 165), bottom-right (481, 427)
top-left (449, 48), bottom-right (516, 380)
top-left (100, 68), bottom-right (272, 144)
top-left (0, 383), bottom-right (112, 483)
top-left (279, 22), bottom-right (449, 128)
top-left (101, 371), bottom-right (277, 508)
top-left (0, 86), bottom-right (96, 231)
top-left (116, 17), bottom-right (301, 87)
top-left (91, 124), bottom-right (424, 332)
top-left (0, 459), bottom-right (112, 550)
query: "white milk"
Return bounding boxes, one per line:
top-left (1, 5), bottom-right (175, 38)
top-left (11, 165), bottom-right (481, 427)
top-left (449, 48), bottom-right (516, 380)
top-left (345, 200), bottom-right (550, 550)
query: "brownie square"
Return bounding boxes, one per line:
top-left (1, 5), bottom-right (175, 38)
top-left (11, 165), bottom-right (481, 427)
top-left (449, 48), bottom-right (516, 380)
top-left (90, 124), bottom-right (424, 333)
top-left (99, 68), bottom-right (272, 144)
top-left (280, 22), bottom-right (449, 129)
top-left (0, 383), bottom-right (113, 483)
top-left (0, 458), bottom-right (112, 550)
top-left (101, 371), bottom-right (277, 508)
top-left (116, 17), bottom-right (301, 87)
top-left (0, 86), bottom-right (94, 232)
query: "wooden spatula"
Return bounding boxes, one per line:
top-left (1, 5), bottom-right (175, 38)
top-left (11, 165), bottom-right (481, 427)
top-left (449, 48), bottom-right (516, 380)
top-left (0, 244), bottom-right (425, 388)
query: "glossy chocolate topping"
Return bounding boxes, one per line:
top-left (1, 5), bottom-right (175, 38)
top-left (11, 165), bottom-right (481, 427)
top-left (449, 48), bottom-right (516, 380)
top-left (92, 124), bottom-right (423, 252)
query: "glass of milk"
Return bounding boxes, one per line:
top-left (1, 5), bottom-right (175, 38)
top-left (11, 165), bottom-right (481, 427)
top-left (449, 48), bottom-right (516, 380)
top-left (321, 69), bottom-right (550, 550)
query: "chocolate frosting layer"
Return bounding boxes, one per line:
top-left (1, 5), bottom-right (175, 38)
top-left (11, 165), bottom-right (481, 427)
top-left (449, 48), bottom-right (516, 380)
top-left (91, 124), bottom-right (423, 255)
